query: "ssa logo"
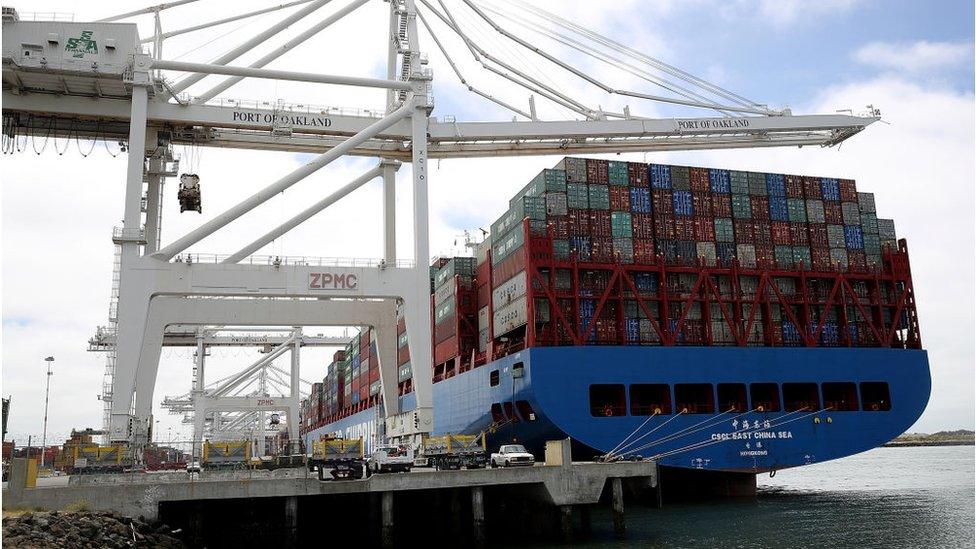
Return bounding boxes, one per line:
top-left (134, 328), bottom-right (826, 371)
top-left (65, 31), bottom-right (98, 59)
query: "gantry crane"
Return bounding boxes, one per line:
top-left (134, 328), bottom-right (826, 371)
top-left (1, 1), bottom-right (879, 451)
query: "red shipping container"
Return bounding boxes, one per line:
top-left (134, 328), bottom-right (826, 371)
top-left (589, 210), bottom-right (611, 237)
top-left (369, 368), bottom-right (380, 383)
top-left (712, 194), bottom-right (732, 217)
top-left (654, 214), bottom-right (676, 239)
top-left (546, 215), bottom-right (568, 239)
top-left (803, 177), bottom-right (822, 199)
top-left (592, 238), bottom-right (614, 263)
top-left (586, 159), bottom-right (609, 184)
top-left (771, 221), bottom-right (791, 245)
top-left (808, 223), bottom-right (828, 249)
top-left (734, 219), bottom-right (755, 243)
top-left (397, 318), bottom-right (406, 333)
top-left (751, 196), bottom-right (770, 220)
top-left (839, 179), bottom-right (857, 202)
top-left (610, 186), bottom-right (631, 211)
top-left (492, 248), bottom-right (526, 288)
top-left (753, 221), bottom-right (772, 246)
top-left (675, 217), bottom-right (695, 240)
top-left (811, 248), bottom-right (831, 271)
top-left (351, 378), bottom-right (360, 391)
top-left (478, 282), bottom-right (490, 310)
top-left (634, 239), bottom-right (656, 264)
top-left (435, 318), bottom-right (457, 343)
top-left (823, 201), bottom-right (843, 224)
top-left (848, 250), bottom-right (867, 271)
top-left (692, 192), bottom-right (713, 218)
top-left (568, 208), bottom-right (589, 236)
top-left (755, 244), bottom-right (775, 269)
top-left (632, 213), bottom-right (654, 239)
top-left (652, 189), bottom-right (673, 212)
top-left (628, 163), bottom-right (648, 186)
top-left (398, 346), bottom-right (410, 365)
top-left (435, 335), bottom-right (459, 365)
top-left (360, 386), bottom-right (368, 401)
top-left (789, 222), bottom-right (810, 246)
top-left (690, 168), bottom-right (710, 192)
top-left (693, 217), bottom-right (715, 241)
top-left (785, 175), bottom-right (804, 198)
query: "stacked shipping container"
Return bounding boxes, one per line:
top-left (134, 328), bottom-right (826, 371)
top-left (302, 157), bottom-right (918, 432)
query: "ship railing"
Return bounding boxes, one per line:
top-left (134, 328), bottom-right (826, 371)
top-left (174, 254), bottom-right (416, 269)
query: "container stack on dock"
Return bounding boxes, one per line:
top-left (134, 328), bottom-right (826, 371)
top-left (301, 157), bottom-right (920, 434)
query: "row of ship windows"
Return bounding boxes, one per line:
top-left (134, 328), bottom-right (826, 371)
top-left (588, 381), bottom-right (892, 417)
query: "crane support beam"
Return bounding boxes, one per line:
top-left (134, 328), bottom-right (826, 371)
top-left (166, 0), bottom-right (331, 94)
top-left (190, 0), bottom-right (373, 103)
top-left (150, 101), bottom-right (413, 261)
top-left (139, 1), bottom-right (320, 43)
top-left (153, 59), bottom-right (413, 91)
top-left (222, 162), bottom-right (391, 263)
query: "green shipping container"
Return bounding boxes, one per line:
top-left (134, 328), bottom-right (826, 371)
top-left (611, 212), bottom-right (633, 238)
top-left (715, 217), bottom-right (735, 242)
top-left (491, 225), bottom-right (526, 266)
top-left (566, 183), bottom-right (589, 209)
top-left (588, 184), bottom-right (611, 210)
top-left (792, 246), bottom-right (812, 269)
top-left (748, 172), bottom-right (767, 196)
top-left (434, 257), bottom-right (475, 289)
top-left (775, 245), bottom-right (794, 268)
top-left (731, 194), bottom-right (752, 219)
top-left (553, 239), bottom-right (571, 260)
top-left (510, 169), bottom-right (567, 206)
top-left (860, 212), bottom-right (879, 234)
top-left (608, 161), bottom-right (629, 186)
top-left (729, 171), bottom-right (750, 195)
top-left (787, 198), bottom-right (808, 222)
top-left (491, 196), bottom-right (547, 238)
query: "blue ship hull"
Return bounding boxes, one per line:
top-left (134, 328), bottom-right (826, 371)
top-left (306, 346), bottom-right (930, 473)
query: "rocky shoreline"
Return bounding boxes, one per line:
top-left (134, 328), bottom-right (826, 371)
top-left (2, 510), bottom-right (187, 548)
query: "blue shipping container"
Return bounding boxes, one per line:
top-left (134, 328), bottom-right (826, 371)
top-left (821, 178), bottom-right (840, 201)
top-left (768, 195), bottom-right (789, 221)
top-left (626, 318), bottom-right (641, 343)
top-left (672, 190), bottom-right (694, 216)
top-left (766, 173), bottom-right (786, 196)
top-left (634, 272), bottom-right (658, 293)
top-left (844, 225), bottom-right (864, 249)
top-left (570, 236), bottom-right (592, 261)
top-left (709, 169), bottom-right (731, 193)
top-left (650, 164), bottom-right (672, 189)
top-left (630, 187), bottom-right (652, 213)
top-left (782, 321), bottom-right (803, 346)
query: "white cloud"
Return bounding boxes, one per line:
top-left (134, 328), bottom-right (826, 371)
top-left (854, 40), bottom-right (974, 73)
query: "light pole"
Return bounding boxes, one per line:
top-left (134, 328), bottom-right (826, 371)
top-left (40, 356), bottom-right (54, 468)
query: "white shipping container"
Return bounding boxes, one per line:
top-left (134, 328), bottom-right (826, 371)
top-left (492, 270), bottom-right (527, 308)
top-left (434, 279), bottom-right (456, 306)
top-left (478, 306), bottom-right (489, 333)
top-left (493, 295), bottom-right (528, 335)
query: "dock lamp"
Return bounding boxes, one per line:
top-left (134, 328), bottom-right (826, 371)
top-left (40, 356), bottom-right (54, 468)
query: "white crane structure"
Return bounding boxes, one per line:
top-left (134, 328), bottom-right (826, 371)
top-left (0, 0), bottom-right (880, 452)
top-left (159, 327), bottom-right (315, 455)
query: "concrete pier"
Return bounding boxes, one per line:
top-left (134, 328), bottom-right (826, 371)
top-left (3, 460), bottom-right (656, 545)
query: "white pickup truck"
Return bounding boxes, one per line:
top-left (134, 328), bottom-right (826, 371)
top-left (490, 444), bottom-right (536, 468)
top-left (368, 445), bottom-right (414, 474)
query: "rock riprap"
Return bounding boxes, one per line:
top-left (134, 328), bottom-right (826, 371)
top-left (2, 510), bottom-right (187, 548)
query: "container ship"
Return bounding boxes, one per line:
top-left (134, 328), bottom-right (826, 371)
top-left (301, 157), bottom-right (929, 479)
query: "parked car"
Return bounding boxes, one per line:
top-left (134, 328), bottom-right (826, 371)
top-left (490, 444), bottom-right (535, 467)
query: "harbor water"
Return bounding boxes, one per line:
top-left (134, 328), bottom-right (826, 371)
top-left (534, 446), bottom-right (975, 548)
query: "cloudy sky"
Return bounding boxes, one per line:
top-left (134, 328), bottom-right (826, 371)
top-left (2, 0), bottom-right (973, 447)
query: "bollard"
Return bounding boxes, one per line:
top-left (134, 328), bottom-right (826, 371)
top-left (283, 496), bottom-right (298, 549)
top-left (559, 506), bottom-right (573, 543)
